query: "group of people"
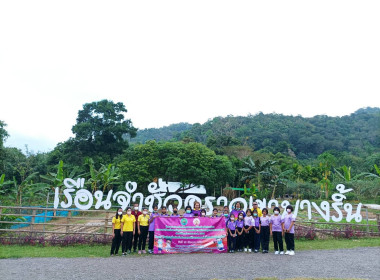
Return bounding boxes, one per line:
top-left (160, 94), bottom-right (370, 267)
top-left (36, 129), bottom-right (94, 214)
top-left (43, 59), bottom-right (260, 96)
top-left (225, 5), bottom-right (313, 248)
top-left (110, 200), bottom-right (296, 256)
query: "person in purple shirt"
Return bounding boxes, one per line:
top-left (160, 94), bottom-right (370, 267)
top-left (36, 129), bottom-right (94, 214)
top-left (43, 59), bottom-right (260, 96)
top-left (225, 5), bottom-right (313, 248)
top-left (260, 208), bottom-right (270, 253)
top-left (148, 204), bottom-right (159, 254)
top-left (183, 205), bottom-right (194, 217)
top-left (211, 208), bottom-right (219, 218)
top-left (230, 202), bottom-right (246, 220)
top-left (252, 209), bottom-right (261, 253)
top-left (192, 201), bottom-right (202, 217)
top-left (243, 209), bottom-right (254, 252)
top-left (270, 206), bottom-right (284, 255)
top-left (284, 205), bottom-right (296, 255)
top-left (200, 209), bottom-right (207, 217)
top-left (226, 213), bottom-right (237, 253)
top-left (236, 212), bottom-right (245, 252)
top-left (161, 206), bottom-right (169, 217)
top-left (171, 206), bottom-right (180, 217)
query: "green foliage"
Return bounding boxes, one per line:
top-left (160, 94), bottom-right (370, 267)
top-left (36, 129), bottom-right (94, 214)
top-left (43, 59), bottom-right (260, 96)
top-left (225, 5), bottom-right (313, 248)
top-left (71, 99), bottom-right (137, 160)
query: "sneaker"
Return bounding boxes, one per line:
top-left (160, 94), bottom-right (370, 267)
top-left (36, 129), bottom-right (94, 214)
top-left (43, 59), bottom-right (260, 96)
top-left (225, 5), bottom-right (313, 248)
top-left (280, 251), bottom-right (284, 255)
top-left (285, 250), bottom-right (290, 255)
top-left (244, 248), bottom-right (247, 252)
top-left (254, 249), bottom-right (259, 253)
top-left (138, 250), bottom-right (141, 255)
top-left (265, 250), bottom-right (269, 253)
top-left (248, 249), bottom-right (252, 253)
top-left (274, 251), bottom-right (279, 255)
top-left (142, 250), bottom-right (146, 254)
top-left (289, 250), bottom-right (295, 256)
top-left (122, 252), bottom-right (126, 256)
top-left (231, 250), bottom-right (235, 253)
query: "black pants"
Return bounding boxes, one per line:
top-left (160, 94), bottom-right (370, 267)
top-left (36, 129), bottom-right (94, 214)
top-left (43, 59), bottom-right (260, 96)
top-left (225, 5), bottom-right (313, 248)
top-left (133, 224), bottom-right (139, 251)
top-left (228, 230), bottom-right (236, 251)
top-left (261, 226), bottom-right (270, 251)
top-left (272, 231), bottom-right (284, 252)
top-left (253, 227), bottom-right (261, 250)
top-left (122, 231), bottom-right (133, 253)
top-left (110, 229), bottom-right (122, 255)
top-left (285, 232), bottom-right (295, 251)
top-left (243, 226), bottom-right (253, 249)
top-left (138, 226), bottom-right (149, 250)
top-left (236, 227), bottom-right (243, 250)
top-left (148, 231), bottom-right (155, 250)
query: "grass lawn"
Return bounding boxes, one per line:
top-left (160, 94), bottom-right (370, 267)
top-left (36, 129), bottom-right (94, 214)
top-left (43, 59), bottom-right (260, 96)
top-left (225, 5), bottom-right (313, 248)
top-left (0, 237), bottom-right (379, 259)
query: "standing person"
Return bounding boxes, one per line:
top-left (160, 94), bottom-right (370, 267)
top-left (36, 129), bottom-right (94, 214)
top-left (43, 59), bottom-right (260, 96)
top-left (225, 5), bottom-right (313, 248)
top-left (211, 208), bottom-right (219, 218)
top-left (252, 209), bottom-right (261, 253)
top-left (161, 206), bottom-right (169, 217)
top-left (121, 207), bottom-right (136, 255)
top-left (148, 204), bottom-right (159, 254)
top-left (230, 202), bottom-right (246, 219)
top-left (251, 201), bottom-right (262, 217)
top-left (260, 208), bottom-right (270, 253)
top-left (200, 209), bottom-right (207, 217)
top-left (171, 206), bottom-right (180, 217)
top-left (131, 203), bottom-right (142, 253)
top-left (284, 205), bottom-right (296, 255)
top-left (243, 209), bottom-right (254, 252)
top-left (183, 205), bottom-right (194, 217)
top-left (192, 201), bottom-right (202, 216)
top-left (137, 207), bottom-right (149, 254)
top-left (110, 208), bottom-right (123, 256)
top-left (236, 212), bottom-right (245, 252)
top-left (227, 213), bottom-right (237, 253)
top-left (270, 207), bottom-right (284, 255)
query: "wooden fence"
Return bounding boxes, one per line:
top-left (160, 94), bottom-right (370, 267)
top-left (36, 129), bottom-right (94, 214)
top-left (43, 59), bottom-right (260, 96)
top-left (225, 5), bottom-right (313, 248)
top-left (0, 206), bottom-right (379, 243)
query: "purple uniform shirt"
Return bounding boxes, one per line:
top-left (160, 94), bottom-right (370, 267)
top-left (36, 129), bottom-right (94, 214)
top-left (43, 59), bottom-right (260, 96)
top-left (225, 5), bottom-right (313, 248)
top-left (192, 209), bottom-right (201, 216)
top-left (253, 216), bottom-right (261, 228)
top-left (283, 213), bottom-right (296, 233)
top-left (244, 216), bottom-right (254, 227)
top-left (227, 220), bottom-right (237, 231)
top-left (270, 215), bottom-right (283, 232)
top-left (261, 216), bottom-right (270, 227)
top-left (183, 213), bottom-right (194, 217)
top-left (171, 214), bottom-right (180, 217)
top-left (230, 209), bottom-right (246, 219)
top-left (148, 212), bottom-right (160, 231)
top-left (236, 219), bottom-right (244, 228)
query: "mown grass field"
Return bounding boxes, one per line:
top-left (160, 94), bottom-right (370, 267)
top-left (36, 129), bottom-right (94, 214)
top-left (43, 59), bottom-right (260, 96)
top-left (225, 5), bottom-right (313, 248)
top-left (0, 237), bottom-right (379, 259)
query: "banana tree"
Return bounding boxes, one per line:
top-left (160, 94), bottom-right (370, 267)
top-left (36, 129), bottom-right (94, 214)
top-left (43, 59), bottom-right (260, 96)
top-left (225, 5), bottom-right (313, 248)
top-left (85, 158), bottom-right (120, 193)
top-left (239, 157), bottom-right (277, 191)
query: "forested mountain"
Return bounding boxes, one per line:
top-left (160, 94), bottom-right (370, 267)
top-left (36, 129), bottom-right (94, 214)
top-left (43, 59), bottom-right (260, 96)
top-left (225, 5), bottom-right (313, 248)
top-left (132, 107), bottom-right (380, 160)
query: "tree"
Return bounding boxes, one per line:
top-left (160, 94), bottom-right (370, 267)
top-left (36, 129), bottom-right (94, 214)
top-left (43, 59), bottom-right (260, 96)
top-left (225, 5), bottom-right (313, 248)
top-left (71, 100), bottom-right (137, 159)
top-left (0, 120), bottom-right (8, 148)
top-left (239, 157), bottom-right (277, 191)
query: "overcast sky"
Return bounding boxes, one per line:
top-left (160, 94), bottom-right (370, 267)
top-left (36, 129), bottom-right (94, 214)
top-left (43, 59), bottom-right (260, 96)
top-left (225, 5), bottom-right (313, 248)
top-left (1, 0), bottom-right (379, 153)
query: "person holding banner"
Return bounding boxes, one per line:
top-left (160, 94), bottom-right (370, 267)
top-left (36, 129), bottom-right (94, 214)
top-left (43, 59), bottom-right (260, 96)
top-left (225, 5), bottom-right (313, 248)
top-left (192, 201), bottom-right (202, 216)
top-left (211, 208), bottom-right (219, 218)
top-left (120, 207), bottom-right (136, 255)
top-left (148, 204), bottom-right (160, 254)
top-left (137, 207), bottom-right (149, 254)
top-left (183, 205), bottom-right (193, 217)
top-left (200, 209), bottom-right (207, 217)
top-left (161, 206), bottom-right (169, 217)
top-left (227, 213), bottom-right (237, 253)
top-left (110, 208), bottom-right (123, 256)
top-left (171, 206), bottom-right (180, 217)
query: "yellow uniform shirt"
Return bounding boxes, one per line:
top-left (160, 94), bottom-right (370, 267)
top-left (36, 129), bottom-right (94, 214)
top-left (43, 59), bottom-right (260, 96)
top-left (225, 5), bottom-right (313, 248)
top-left (250, 207), bottom-right (262, 217)
top-left (138, 214), bottom-right (149, 226)
top-left (112, 216), bottom-right (122, 230)
top-left (121, 215), bottom-right (136, 232)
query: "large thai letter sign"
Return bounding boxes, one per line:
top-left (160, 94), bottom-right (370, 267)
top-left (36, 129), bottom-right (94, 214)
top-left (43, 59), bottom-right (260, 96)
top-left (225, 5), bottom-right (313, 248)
top-left (153, 217), bottom-right (227, 254)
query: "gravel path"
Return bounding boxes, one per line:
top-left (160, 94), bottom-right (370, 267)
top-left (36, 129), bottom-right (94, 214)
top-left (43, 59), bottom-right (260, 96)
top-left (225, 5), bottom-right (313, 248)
top-left (1, 247), bottom-right (379, 280)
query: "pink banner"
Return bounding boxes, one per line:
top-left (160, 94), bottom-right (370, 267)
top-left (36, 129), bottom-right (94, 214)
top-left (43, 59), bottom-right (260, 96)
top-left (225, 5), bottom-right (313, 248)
top-left (153, 216), bottom-right (228, 254)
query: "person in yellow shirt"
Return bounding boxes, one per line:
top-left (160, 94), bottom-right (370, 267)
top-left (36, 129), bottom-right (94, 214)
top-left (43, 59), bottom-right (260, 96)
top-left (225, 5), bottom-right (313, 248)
top-left (121, 207), bottom-right (136, 255)
top-left (110, 208), bottom-right (123, 256)
top-left (251, 201), bottom-right (262, 217)
top-left (137, 207), bottom-right (150, 254)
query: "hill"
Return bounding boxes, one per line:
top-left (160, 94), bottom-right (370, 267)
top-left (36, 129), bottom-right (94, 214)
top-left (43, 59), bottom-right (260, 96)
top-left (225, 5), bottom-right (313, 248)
top-left (131, 107), bottom-right (380, 159)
